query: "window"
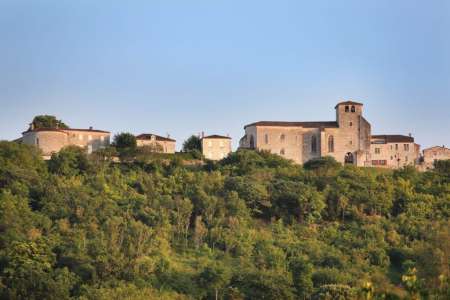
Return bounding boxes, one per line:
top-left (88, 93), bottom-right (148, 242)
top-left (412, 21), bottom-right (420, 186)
top-left (345, 106), bottom-right (349, 112)
top-left (372, 160), bottom-right (387, 166)
top-left (391, 156), bottom-right (393, 160)
top-left (265, 134), bottom-right (269, 144)
top-left (36, 138), bottom-right (39, 145)
top-left (375, 148), bottom-right (381, 154)
top-left (311, 136), bottom-right (317, 153)
top-left (404, 144), bottom-right (410, 151)
top-left (280, 134), bottom-right (285, 142)
top-left (280, 149), bottom-right (285, 155)
top-left (395, 144), bottom-right (399, 151)
top-left (351, 106), bottom-right (356, 112)
top-left (349, 121), bottom-right (353, 127)
top-left (328, 135), bottom-right (334, 153)
top-left (349, 140), bottom-right (353, 145)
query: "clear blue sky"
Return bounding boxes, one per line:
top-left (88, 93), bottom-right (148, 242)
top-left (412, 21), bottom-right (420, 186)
top-left (1, 0), bottom-right (449, 150)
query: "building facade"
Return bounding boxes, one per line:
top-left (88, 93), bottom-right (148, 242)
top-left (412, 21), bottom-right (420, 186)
top-left (239, 101), bottom-right (422, 169)
top-left (21, 127), bottom-right (110, 159)
top-left (239, 101), bottom-right (372, 166)
top-left (136, 133), bottom-right (176, 154)
top-left (201, 135), bottom-right (232, 160)
top-left (370, 135), bottom-right (420, 168)
top-left (421, 146), bottom-right (450, 170)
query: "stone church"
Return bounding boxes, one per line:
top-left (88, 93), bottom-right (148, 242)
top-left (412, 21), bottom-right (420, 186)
top-left (239, 101), bottom-right (373, 166)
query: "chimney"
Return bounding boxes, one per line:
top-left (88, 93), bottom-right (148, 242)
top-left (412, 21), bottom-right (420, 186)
top-left (89, 126), bottom-right (93, 130)
top-left (201, 131), bottom-right (205, 138)
top-left (167, 133), bottom-right (170, 138)
top-left (409, 133), bottom-right (412, 137)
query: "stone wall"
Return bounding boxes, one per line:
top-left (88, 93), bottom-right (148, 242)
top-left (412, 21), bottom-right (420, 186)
top-left (201, 138), bottom-right (232, 160)
top-left (22, 129), bottom-right (110, 157)
top-left (422, 146), bottom-right (450, 169)
top-left (137, 139), bottom-right (176, 154)
top-left (370, 141), bottom-right (419, 169)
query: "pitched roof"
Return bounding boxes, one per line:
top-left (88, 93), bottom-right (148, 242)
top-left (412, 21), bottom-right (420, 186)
top-left (244, 121), bottom-right (339, 129)
top-left (202, 134), bottom-right (231, 140)
top-left (136, 133), bottom-right (176, 142)
top-left (371, 135), bottom-right (414, 143)
top-left (23, 127), bottom-right (110, 134)
top-left (335, 101), bottom-right (364, 108)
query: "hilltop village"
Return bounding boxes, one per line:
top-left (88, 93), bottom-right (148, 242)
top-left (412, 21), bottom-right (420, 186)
top-left (14, 101), bottom-right (450, 170)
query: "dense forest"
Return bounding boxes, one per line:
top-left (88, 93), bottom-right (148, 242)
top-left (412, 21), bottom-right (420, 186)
top-left (0, 140), bottom-right (449, 299)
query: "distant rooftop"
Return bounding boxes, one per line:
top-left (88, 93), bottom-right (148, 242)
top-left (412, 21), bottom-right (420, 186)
top-left (136, 133), bottom-right (176, 142)
top-left (23, 127), bottom-right (110, 134)
top-left (335, 101), bottom-right (363, 108)
top-left (244, 121), bottom-right (339, 129)
top-left (202, 134), bottom-right (231, 140)
top-left (371, 135), bottom-right (414, 143)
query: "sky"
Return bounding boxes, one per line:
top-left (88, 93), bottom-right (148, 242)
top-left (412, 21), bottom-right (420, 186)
top-left (0, 0), bottom-right (449, 150)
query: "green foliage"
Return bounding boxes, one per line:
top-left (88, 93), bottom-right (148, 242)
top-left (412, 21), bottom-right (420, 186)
top-left (48, 146), bottom-right (91, 176)
top-left (182, 135), bottom-right (202, 152)
top-left (32, 115), bottom-right (69, 129)
top-left (113, 133), bottom-right (138, 162)
top-left (304, 156), bottom-right (341, 173)
top-left (0, 141), bottom-right (449, 299)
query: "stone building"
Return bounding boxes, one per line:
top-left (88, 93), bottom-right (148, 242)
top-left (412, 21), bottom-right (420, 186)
top-left (20, 126), bottom-right (110, 159)
top-left (136, 133), bottom-right (176, 154)
top-left (201, 134), bottom-right (232, 160)
top-left (370, 135), bottom-right (420, 168)
top-left (239, 101), bottom-right (372, 166)
top-left (421, 146), bottom-right (450, 170)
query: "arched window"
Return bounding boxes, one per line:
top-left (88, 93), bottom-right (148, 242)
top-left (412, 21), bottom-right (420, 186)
top-left (249, 135), bottom-right (255, 149)
top-left (345, 152), bottom-right (354, 164)
top-left (328, 135), bottom-right (334, 153)
top-left (345, 106), bottom-right (350, 112)
top-left (265, 134), bottom-right (269, 144)
top-left (280, 134), bottom-right (286, 142)
top-left (280, 149), bottom-right (285, 155)
top-left (351, 106), bottom-right (356, 112)
top-left (311, 135), bottom-right (317, 153)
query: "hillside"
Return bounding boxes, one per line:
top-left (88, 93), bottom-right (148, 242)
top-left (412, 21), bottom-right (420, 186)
top-left (0, 141), bottom-right (449, 299)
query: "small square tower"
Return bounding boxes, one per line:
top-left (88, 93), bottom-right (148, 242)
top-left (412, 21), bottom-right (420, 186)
top-left (335, 101), bottom-right (364, 128)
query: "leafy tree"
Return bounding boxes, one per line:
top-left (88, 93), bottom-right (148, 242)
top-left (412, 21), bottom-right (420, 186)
top-left (48, 145), bottom-right (91, 176)
top-left (182, 135), bottom-right (202, 152)
top-left (270, 180), bottom-right (325, 223)
top-left (31, 115), bottom-right (69, 129)
top-left (198, 263), bottom-right (232, 300)
top-left (290, 256), bottom-right (314, 299)
top-left (0, 141), bottom-right (47, 195)
top-left (113, 132), bottom-right (137, 161)
top-left (113, 132), bottom-right (137, 150)
top-left (304, 156), bottom-right (341, 173)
